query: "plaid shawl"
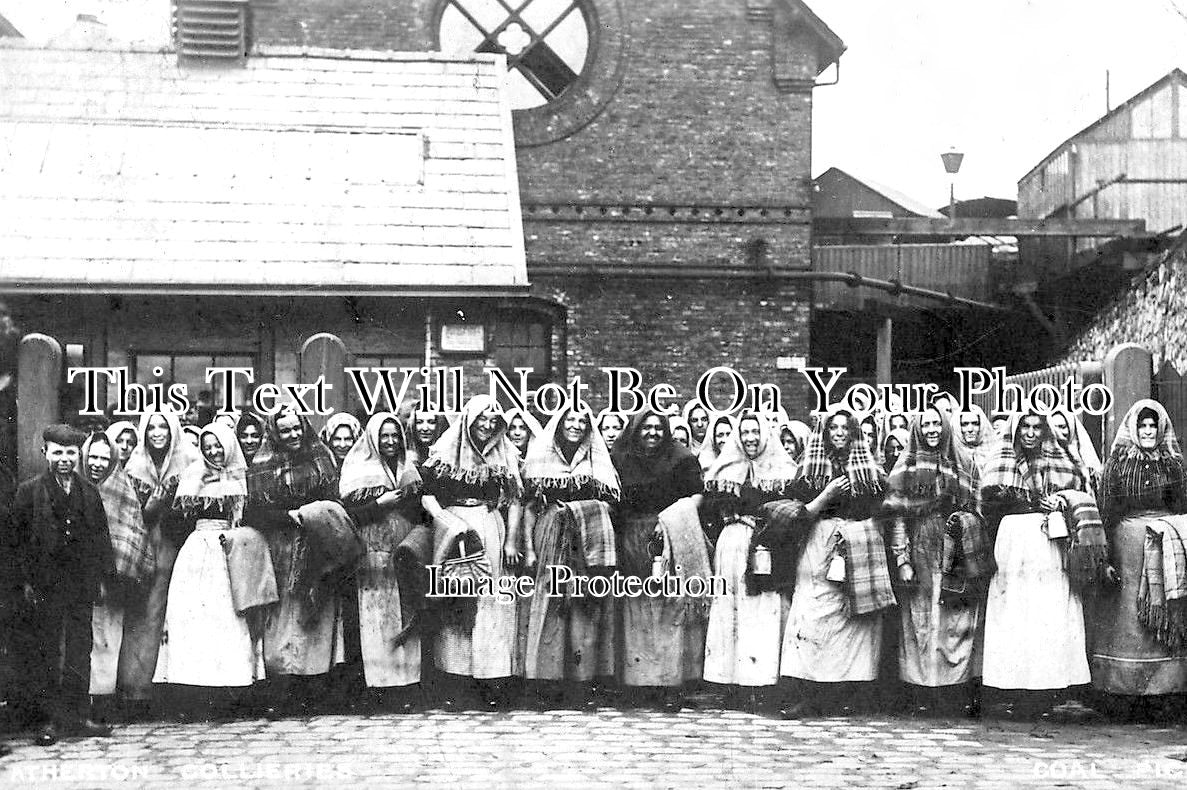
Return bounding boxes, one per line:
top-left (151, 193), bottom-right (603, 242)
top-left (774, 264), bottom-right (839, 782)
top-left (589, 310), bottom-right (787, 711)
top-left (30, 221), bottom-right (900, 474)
top-left (522, 407), bottom-right (620, 502)
top-left (1051, 409), bottom-right (1103, 487)
top-left (1138, 514), bottom-right (1187, 652)
top-left (951, 405), bottom-right (999, 471)
top-left (246, 406), bottom-right (340, 508)
top-left (939, 510), bottom-right (995, 605)
top-left (1057, 488), bottom-right (1109, 588)
top-left (1100, 400), bottom-right (1186, 524)
top-left (124, 409), bottom-right (201, 504)
top-left (423, 395), bottom-right (522, 502)
top-left (827, 518), bottom-right (896, 616)
top-left (562, 499), bottom-right (617, 570)
top-left (339, 412), bottom-right (422, 504)
top-left (82, 432), bottom-right (155, 583)
top-left (697, 414), bottom-right (737, 472)
top-left (981, 412), bottom-right (1085, 502)
top-left (884, 408), bottom-right (980, 519)
top-left (797, 409), bottom-right (883, 497)
top-left (705, 410), bottom-right (798, 496)
top-left (175, 423), bottom-right (248, 525)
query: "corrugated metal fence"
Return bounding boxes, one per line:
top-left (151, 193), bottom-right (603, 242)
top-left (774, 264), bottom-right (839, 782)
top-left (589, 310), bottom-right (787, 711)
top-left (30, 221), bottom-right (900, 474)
top-left (813, 243), bottom-right (992, 310)
top-left (970, 360), bottom-right (1104, 457)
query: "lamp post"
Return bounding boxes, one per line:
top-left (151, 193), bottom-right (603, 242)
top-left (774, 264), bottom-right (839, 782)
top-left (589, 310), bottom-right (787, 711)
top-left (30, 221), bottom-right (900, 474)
top-left (941, 148), bottom-right (964, 222)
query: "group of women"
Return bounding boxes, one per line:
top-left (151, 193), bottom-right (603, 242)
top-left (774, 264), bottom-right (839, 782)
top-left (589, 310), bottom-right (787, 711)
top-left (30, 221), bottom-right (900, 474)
top-left (74, 391), bottom-right (1187, 721)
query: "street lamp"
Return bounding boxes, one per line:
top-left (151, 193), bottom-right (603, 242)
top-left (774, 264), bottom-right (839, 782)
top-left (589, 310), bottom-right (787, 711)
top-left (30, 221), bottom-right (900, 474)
top-left (941, 148), bottom-right (964, 221)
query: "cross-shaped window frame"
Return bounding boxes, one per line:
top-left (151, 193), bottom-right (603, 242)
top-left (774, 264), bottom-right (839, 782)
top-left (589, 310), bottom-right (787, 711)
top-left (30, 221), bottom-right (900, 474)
top-left (442, 0), bottom-right (589, 104)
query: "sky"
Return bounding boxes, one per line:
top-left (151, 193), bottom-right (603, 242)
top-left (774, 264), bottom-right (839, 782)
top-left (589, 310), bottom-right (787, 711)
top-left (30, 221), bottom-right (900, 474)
top-left (5, 0), bottom-right (1187, 210)
top-left (809, 0), bottom-right (1187, 209)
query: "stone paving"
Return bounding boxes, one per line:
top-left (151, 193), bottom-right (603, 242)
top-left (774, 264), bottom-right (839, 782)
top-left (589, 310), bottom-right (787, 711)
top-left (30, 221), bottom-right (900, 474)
top-left (0, 706), bottom-right (1185, 789)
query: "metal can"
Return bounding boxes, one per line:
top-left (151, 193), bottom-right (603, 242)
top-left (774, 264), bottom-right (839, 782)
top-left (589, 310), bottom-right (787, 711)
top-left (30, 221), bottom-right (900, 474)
top-left (651, 555), bottom-right (668, 579)
top-left (752, 545), bottom-right (772, 576)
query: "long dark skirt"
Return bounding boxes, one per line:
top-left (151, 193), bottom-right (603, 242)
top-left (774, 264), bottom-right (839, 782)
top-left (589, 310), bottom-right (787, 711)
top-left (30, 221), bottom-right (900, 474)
top-left (616, 512), bottom-right (705, 687)
top-left (522, 504), bottom-right (615, 682)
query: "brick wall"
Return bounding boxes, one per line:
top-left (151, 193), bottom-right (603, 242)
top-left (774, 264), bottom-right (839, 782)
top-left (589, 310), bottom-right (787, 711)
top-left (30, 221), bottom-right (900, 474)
top-left (253, 0), bottom-right (818, 206)
top-left (531, 276), bottom-right (814, 415)
top-left (252, 0), bottom-right (826, 408)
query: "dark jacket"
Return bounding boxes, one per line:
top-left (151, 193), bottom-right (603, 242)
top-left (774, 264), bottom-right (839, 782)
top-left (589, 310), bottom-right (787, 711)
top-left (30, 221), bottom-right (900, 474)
top-left (6, 470), bottom-right (114, 603)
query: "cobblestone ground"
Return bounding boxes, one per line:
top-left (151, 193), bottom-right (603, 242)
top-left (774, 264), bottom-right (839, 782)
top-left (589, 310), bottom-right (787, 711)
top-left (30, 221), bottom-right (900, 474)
top-left (1, 703), bottom-right (1185, 789)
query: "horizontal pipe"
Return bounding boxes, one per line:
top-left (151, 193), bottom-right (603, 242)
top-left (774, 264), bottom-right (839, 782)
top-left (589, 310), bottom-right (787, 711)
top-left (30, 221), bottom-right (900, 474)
top-left (529, 265), bottom-right (1011, 312)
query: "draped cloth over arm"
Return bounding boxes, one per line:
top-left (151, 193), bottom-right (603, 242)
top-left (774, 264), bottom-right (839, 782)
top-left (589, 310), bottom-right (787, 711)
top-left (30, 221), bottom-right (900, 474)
top-left (221, 528), bottom-right (280, 614)
top-left (828, 519), bottom-right (896, 616)
top-left (1138, 515), bottom-right (1187, 652)
top-left (287, 501), bottom-right (362, 626)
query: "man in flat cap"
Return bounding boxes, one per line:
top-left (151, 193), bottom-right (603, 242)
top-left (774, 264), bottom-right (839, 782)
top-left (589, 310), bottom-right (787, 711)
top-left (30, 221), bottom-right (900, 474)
top-left (6, 424), bottom-right (115, 745)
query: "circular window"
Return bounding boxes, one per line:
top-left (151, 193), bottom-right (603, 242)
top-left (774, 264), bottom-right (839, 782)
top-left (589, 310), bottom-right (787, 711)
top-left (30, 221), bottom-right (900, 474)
top-left (437, 0), bottom-right (627, 146)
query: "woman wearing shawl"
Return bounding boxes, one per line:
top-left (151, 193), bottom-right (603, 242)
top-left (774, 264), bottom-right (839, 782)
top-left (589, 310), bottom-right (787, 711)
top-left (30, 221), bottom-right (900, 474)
top-left (504, 407), bottom-right (544, 462)
top-left (339, 413), bottom-right (425, 712)
top-left (669, 415), bottom-right (692, 450)
top-left (698, 413), bottom-right (737, 473)
top-left (421, 394), bottom-right (523, 709)
top-left (81, 433), bottom-right (153, 715)
top-left (883, 428), bottom-right (910, 475)
top-left (318, 411), bottom-right (365, 694)
top-left (118, 409), bottom-right (201, 718)
top-left (520, 407), bottom-right (620, 708)
top-left (244, 405), bottom-right (348, 714)
top-left (154, 424), bottom-right (273, 711)
top-left (235, 412), bottom-right (265, 466)
top-left (979, 412), bottom-right (1092, 715)
top-left (682, 399), bottom-right (711, 454)
top-left (408, 410), bottom-right (450, 463)
top-left (859, 415), bottom-right (881, 453)
top-left (596, 409), bottom-right (627, 452)
top-left (952, 406), bottom-right (998, 473)
top-left (1049, 409), bottom-right (1103, 492)
top-left (778, 408), bottom-right (894, 717)
top-left (884, 407), bottom-right (991, 715)
top-left (702, 411), bottom-right (797, 707)
top-left (1090, 400), bottom-right (1187, 707)
top-left (611, 409), bottom-right (709, 710)
top-left (320, 413), bottom-right (363, 470)
top-left (105, 421), bottom-right (138, 468)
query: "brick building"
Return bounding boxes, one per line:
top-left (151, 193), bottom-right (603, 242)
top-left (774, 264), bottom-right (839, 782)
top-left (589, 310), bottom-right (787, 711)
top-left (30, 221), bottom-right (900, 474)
top-left (0, 0), bottom-right (844, 451)
top-left (250, 0), bottom-right (843, 414)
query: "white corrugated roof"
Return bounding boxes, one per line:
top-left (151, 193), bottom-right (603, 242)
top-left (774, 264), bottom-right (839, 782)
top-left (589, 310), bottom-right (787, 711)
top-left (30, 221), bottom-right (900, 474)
top-left (0, 45), bottom-right (527, 294)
